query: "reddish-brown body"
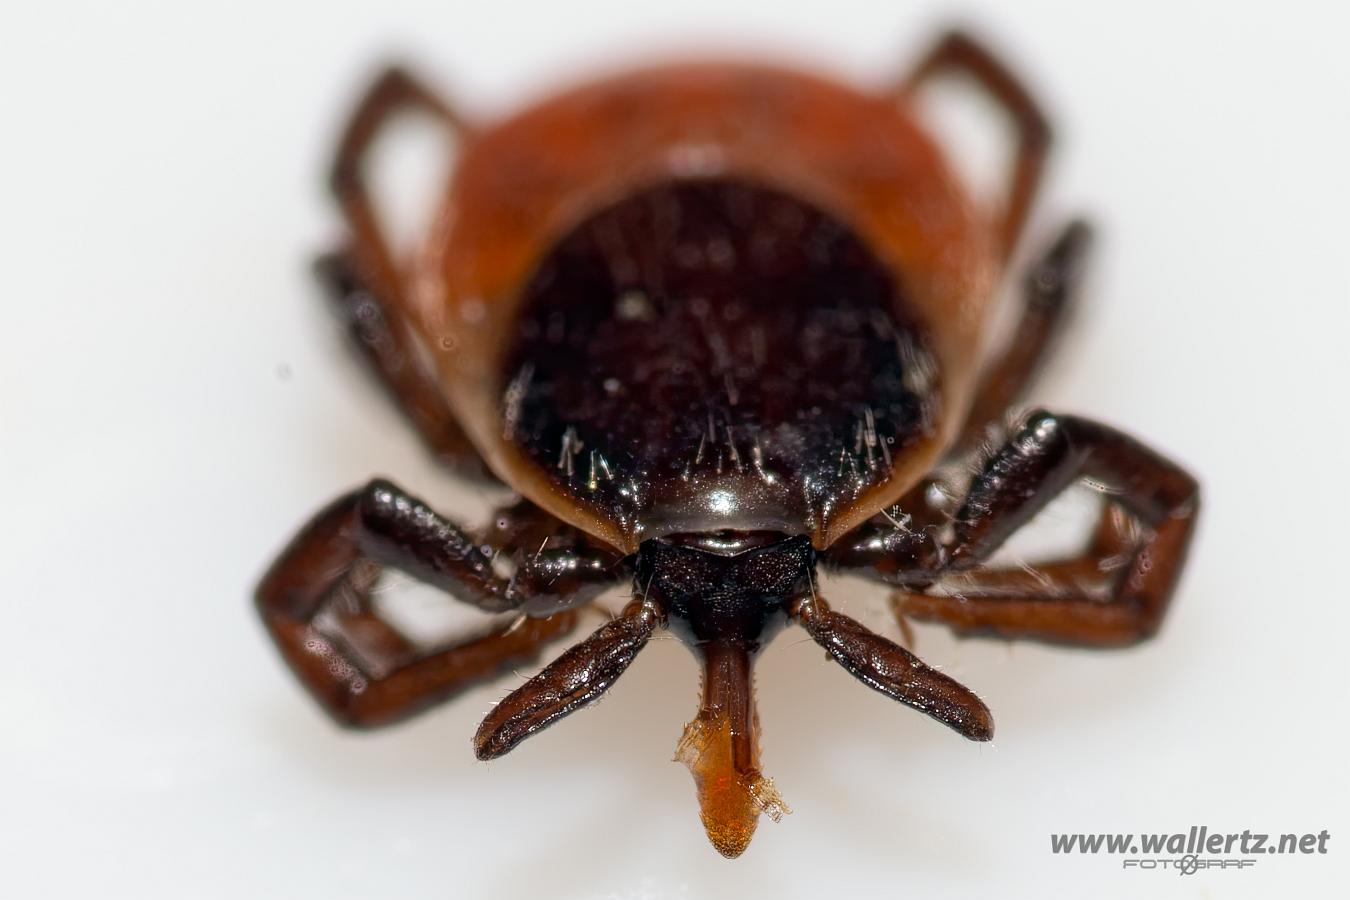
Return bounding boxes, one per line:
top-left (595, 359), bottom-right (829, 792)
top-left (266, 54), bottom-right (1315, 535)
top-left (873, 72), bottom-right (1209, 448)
top-left (419, 63), bottom-right (996, 552)
top-left (257, 33), bottom-right (1199, 859)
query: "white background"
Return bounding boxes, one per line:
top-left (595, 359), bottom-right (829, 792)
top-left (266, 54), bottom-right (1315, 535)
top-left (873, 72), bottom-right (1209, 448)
top-left (3, 2), bottom-right (1348, 898)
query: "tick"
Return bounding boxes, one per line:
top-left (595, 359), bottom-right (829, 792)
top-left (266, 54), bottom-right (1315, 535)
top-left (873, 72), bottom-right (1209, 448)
top-left (257, 31), bottom-right (1199, 858)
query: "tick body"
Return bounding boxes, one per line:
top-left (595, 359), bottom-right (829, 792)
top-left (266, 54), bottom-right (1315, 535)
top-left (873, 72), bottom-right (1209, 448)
top-left (258, 32), bottom-right (1199, 858)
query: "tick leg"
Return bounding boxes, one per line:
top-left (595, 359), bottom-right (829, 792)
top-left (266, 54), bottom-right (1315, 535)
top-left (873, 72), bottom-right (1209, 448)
top-left (329, 67), bottom-right (465, 309)
top-left (256, 479), bottom-right (628, 726)
top-left (952, 221), bottom-right (1092, 455)
top-left (902, 30), bottom-right (1051, 259)
top-left (895, 505), bottom-right (1139, 644)
top-left (323, 68), bottom-right (480, 470)
top-left (315, 250), bottom-right (483, 472)
top-left (826, 410), bottom-right (1199, 646)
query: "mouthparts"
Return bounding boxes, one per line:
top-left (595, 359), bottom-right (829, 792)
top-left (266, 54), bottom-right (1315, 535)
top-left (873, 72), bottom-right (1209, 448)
top-left (674, 639), bottom-right (790, 858)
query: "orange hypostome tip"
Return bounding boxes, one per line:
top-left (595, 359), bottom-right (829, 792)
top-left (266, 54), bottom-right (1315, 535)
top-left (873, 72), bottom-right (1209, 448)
top-left (674, 647), bottom-right (790, 858)
top-left (677, 716), bottom-right (761, 857)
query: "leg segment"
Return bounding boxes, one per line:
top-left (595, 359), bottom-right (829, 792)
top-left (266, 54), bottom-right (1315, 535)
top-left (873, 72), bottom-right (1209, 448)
top-left (896, 503), bottom-right (1142, 644)
top-left (315, 251), bottom-right (483, 472)
top-left (329, 66), bottom-right (466, 308)
top-left (824, 410), bottom-right (1199, 646)
top-left (953, 220), bottom-right (1092, 455)
top-left (902, 30), bottom-right (1052, 259)
top-left (322, 68), bottom-right (479, 469)
top-left (838, 225), bottom-right (1093, 631)
top-left (256, 480), bottom-right (629, 726)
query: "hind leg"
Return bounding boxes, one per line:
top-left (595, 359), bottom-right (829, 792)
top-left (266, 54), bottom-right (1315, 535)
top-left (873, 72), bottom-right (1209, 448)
top-left (902, 30), bottom-right (1051, 260)
top-left (320, 67), bottom-right (480, 471)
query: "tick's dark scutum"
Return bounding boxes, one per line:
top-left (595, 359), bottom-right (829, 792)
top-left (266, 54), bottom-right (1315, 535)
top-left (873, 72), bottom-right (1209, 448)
top-left (501, 178), bottom-right (940, 539)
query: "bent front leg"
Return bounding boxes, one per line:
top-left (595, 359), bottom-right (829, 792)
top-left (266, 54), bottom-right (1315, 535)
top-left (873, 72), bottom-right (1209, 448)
top-left (256, 479), bottom-right (628, 726)
top-left (828, 411), bottom-right (1199, 646)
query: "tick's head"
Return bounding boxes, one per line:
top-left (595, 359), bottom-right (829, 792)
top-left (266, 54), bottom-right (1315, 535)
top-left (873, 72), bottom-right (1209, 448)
top-left (634, 531), bottom-right (814, 856)
top-left (474, 528), bottom-right (992, 859)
